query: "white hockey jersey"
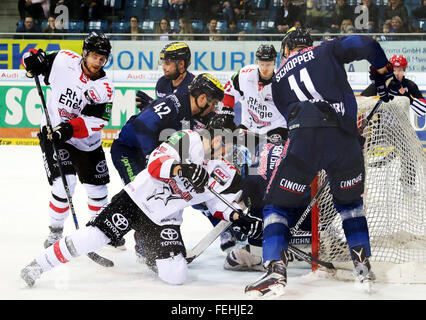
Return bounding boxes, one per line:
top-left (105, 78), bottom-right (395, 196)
top-left (223, 64), bottom-right (287, 134)
top-left (25, 50), bottom-right (114, 151)
top-left (124, 130), bottom-right (242, 226)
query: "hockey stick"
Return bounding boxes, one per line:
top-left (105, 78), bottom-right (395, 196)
top-left (207, 184), bottom-right (336, 270)
top-left (33, 75), bottom-right (113, 268)
top-left (186, 220), bottom-right (232, 263)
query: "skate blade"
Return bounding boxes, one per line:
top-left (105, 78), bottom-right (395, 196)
top-left (105, 244), bottom-right (127, 252)
top-left (354, 279), bottom-right (374, 294)
top-left (245, 284), bottom-right (286, 299)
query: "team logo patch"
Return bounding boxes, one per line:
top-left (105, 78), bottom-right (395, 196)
top-left (112, 213), bottom-right (129, 231)
top-left (53, 149), bottom-right (70, 161)
top-left (160, 228), bottom-right (179, 241)
top-left (96, 160), bottom-right (108, 173)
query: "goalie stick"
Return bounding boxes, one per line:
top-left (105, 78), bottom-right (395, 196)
top-left (32, 74), bottom-right (113, 268)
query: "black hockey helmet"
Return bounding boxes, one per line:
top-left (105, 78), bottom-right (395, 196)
top-left (160, 41), bottom-right (191, 68)
top-left (189, 73), bottom-right (224, 102)
top-left (281, 27), bottom-right (313, 56)
top-left (256, 44), bottom-right (277, 62)
top-left (83, 31), bottom-right (112, 57)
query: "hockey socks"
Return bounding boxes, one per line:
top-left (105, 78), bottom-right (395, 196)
top-left (336, 202), bottom-right (372, 258)
top-left (262, 205), bottom-right (292, 262)
top-left (36, 226), bottom-right (111, 273)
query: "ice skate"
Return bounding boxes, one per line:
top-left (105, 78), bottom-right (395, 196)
top-left (245, 259), bottom-right (287, 299)
top-left (43, 226), bottom-right (63, 248)
top-left (351, 246), bottom-right (376, 293)
top-left (20, 260), bottom-right (43, 288)
top-left (224, 245), bottom-right (265, 271)
top-left (220, 228), bottom-right (236, 252)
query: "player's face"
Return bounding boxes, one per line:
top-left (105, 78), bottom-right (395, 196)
top-left (393, 67), bottom-right (405, 82)
top-left (162, 59), bottom-right (179, 79)
top-left (258, 60), bottom-right (275, 80)
top-left (84, 52), bottom-right (107, 75)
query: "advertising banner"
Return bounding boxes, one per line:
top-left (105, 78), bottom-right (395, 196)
top-left (2, 39), bottom-right (426, 72)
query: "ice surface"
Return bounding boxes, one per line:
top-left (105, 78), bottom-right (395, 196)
top-left (1, 146), bottom-right (425, 300)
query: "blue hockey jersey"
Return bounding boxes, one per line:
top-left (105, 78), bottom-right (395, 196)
top-left (155, 72), bottom-right (195, 98)
top-left (115, 91), bottom-right (193, 156)
top-left (272, 35), bottom-right (388, 135)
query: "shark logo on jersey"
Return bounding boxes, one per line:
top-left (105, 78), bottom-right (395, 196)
top-left (147, 178), bottom-right (193, 205)
top-left (147, 185), bottom-right (182, 205)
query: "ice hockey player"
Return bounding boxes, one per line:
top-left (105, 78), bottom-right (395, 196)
top-left (244, 28), bottom-right (394, 298)
top-left (222, 43), bottom-right (288, 147)
top-left (361, 54), bottom-right (426, 117)
top-left (111, 73), bottom-right (225, 255)
top-left (22, 32), bottom-right (114, 249)
top-left (224, 141), bottom-right (312, 272)
top-left (20, 128), bottom-right (263, 288)
top-left (134, 41), bottom-right (194, 112)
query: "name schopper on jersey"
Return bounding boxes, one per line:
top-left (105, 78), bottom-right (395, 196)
top-left (25, 49), bottom-right (114, 152)
top-left (223, 64), bottom-right (287, 134)
top-left (124, 130), bottom-right (242, 226)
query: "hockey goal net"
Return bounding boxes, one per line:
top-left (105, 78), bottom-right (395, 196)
top-left (311, 96), bottom-right (426, 283)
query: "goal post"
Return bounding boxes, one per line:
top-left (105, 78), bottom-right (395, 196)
top-left (311, 96), bottom-right (426, 283)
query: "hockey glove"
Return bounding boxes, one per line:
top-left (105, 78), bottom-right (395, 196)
top-left (231, 212), bottom-right (263, 240)
top-left (179, 163), bottom-right (209, 193)
top-left (207, 107), bottom-right (236, 131)
top-left (135, 90), bottom-right (154, 111)
top-left (24, 49), bottom-right (47, 77)
top-left (42, 122), bottom-right (74, 145)
top-left (369, 63), bottom-right (394, 103)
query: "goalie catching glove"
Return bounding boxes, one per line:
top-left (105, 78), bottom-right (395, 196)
top-left (231, 211), bottom-right (263, 239)
top-left (177, 163), bottom-right (209, 193)
top-left (369, 63), bottom-right (395, 103)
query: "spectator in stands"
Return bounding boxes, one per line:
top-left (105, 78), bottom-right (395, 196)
top-left (15, 15), bottom-right (41, 39)
top-left (155, 18), bottom-right (174, 41)
top-left (329, 0), bottom-right (354, 33)
top-left (168, 0), bottom-right (187, 20)
top-left (383, 0), bottom-right (409, 29)
top-left (80, 0), bottom-right (104, 21)
top-left (274, 0), bottom-right (302, 33)
top-left (233, 0), bottom-right (254, 20)
top-left (225, 19), bottom-right (239, 40)
top-left (43, 15), bottom-right (65, 34)
top-left (305, 0), bottom-right (326, 33)
top-left (177, 17), bottom-right (194, 40)
top-left (222, 1), bottom-right (235, 22)
top-left (390, 15), bottom-right (408, 33)
top-left (204, 18), bottom-right (219, 40)
top-left (340, 18), bottom-right (354, 33)
top-left (18, 0), bottom-right (45, 21)
top-left (412, 0), bottom-right (426, 20)
top-left (360, 0), bottom-right (379, 32)
top-left (188, 0), bottom-right (220, 22)
top-left (127, 16), bottom-right (144, 41)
